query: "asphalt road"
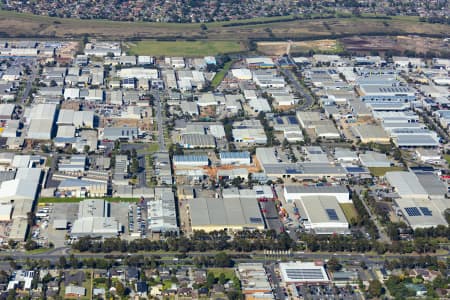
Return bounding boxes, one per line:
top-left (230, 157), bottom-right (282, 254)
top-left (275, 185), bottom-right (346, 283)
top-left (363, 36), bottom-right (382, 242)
top-left (152, 91), bottom-right (166, 151)
top-left (2, 247), bottom-right (448, 266)
top-left (20, 60), bottom-right (37, 104)
top-left (277, 57), bottom-right (315, 110)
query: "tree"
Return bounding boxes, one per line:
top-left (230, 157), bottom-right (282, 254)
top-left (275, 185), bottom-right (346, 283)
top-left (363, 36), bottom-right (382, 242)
top-left (58, 256), bottom-right (67, 269)
top-left (327, 257), bottom-right (342, 272)
top-left (367, 280), bottom-right (383, 298)
top-left (115, 281), bottom-right (126, 297)
top-left (24, 239), bottom-right (38, 251)
top-left (213, 252), bottom-right (233, 267)
top-left (206, 272), bottom-right (215, 289)
top-left (218, 273), bottom-right (227, 285)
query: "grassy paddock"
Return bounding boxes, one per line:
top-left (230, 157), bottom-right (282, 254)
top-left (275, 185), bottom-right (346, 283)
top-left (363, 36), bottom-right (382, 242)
top-left (340, 203), bottom-right (358, 223)
top-left (368, 166), bottom-right (404, 177)
top-left (211, 60), bottom-right (233, 88)
top-left (208, 268), bottom-right (236, 280)
top-left (126, 40), bottom-right (243, 57)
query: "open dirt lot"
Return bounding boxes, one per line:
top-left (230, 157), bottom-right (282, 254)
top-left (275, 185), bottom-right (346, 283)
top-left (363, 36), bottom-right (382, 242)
top-left (258, 39), bottom-right (341, 55)
top-left (342, 35), bottom-right (450, 55)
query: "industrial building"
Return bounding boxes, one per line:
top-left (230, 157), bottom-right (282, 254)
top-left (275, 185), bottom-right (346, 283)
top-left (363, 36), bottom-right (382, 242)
top-left (358, 84), bottom-right (416, 101)
top-left (180, 134), bottom-right (216, 148)
top-left (188, 197), bottom-right (265, 233)
top-left (359, 151), bottom-right (391, 168)
top-left (71, 199), bottom-right (121, 238)
top-left (232, 120), bottom-right (267, 144)
top-left (147, 188), bottom-right (179, 234)
top-left (56, 109), bottom-right (94, 128)
top-left (26, 103), bottom-right (57, 140)
top-left (385, 171), bottom-right (429, 200)
top-left (279, 262), bottom-right (330, 285)
top-left (261, 163), bottom-right (347, 181)
top-left (351, 124), bottom-right (390, 144)
top-left (220, 151), bottom-right (251, 165)
top-left (284, 185), bottom-right (350, 203)
top-left (103, 126), bottom-right (139, 141)
top-left (173, 155), bottom-right (209, 167)
top-left (394, 198), bottom-right (448, 229)
top-left (296, 196), bottom-right (349, 235)
top-left (238, 263), bottom-right (273, 299)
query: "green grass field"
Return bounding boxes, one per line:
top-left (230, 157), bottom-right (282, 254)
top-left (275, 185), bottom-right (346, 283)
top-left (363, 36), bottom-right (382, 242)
top-left (208, 268), bottom-right (236, 280)
top-left (211, 60), bottom-right (233, 88)
top-left (368, 166), bottom-right (404, 177)
top-left (444, 154), bottom-right (450, 165)
top-left (340, 203), bottom-right (358, 223)
top-left (126, 40), bottom-right (243, 57)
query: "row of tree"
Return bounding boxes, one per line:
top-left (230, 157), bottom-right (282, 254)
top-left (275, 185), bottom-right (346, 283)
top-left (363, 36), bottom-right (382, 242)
top-left (72, 230), bottom-right (294, 253)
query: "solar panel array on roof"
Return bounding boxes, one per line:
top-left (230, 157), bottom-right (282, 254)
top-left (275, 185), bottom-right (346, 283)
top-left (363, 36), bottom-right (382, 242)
top-left (286, 168), bottom-right (303, 174)
top-left (250, 217), bottom-right (262, 223)
top-left (276, 117), bottom-right (283, 125)
top-left (405, 207), bottom-right (421, 217)
top-left (288, 116), bottom-right (299, 124)
top-left (285, 269), bottom-right (325, 280)
top-left (419, 207), bottom-right (432, 216)
top-left (379, 87), bottom-right (410, 93)
top-left (325, 209), bottom-right (339, 221)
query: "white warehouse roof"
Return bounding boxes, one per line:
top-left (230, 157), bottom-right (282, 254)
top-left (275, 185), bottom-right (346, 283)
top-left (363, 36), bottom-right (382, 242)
top-left (385, 171), bottom-right (428, 199)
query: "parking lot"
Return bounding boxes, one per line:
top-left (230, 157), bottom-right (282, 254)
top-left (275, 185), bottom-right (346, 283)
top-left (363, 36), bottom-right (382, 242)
top-left (296, 284), bottom-right (362, 300)
top-left (39, 203), bottom-right (78, 248)
top-left (110, 202), bottom-right (148, 240)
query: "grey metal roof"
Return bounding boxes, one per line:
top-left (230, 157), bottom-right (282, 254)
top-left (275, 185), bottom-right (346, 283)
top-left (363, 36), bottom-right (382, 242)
top-left (285, 185), bottom-right (349, 194)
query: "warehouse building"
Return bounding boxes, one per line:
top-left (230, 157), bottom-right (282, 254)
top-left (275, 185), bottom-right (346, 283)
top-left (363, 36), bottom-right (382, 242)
top-left (0, 168), bottom-right (42, 202)
top-left (296, 196), bottom-right (349, 234)
top-left (385, 171), bottom-right (428, 200)
top-left (188, 197), bottom-right (265, 233)
top-left (238, 263), bottom-right (273, 298)
top-left (279, 262), bottom-right (330, 285)
top-left (415, 172), bottom-right (447, 200)
top-left (262, 163), bottom-right (347, 181)
top-left (232, 120), bottom-right (267, 144)
top-left (359, 151), bottom-right (391, 168)
top-left (0, 204), bottom-right (13, 221)
top-left (173, 155), bottom-right (209, 167)
top-left (71, 199), bottom-right (121, 238)
top-left (358, 84), bottom-right (416, 101)
top-left (220, 151), bottom-right (251, 165)
top-left (117, 67), bottom-right (159, 80)
top-left (179, 134), bottom-right (216, 148)
top-left (148, 187), bottom-right (179, 234)
top-left (351, 124), bottom-right (390, 144)
top-left (103, 126), bottom-right (139, 141)
top-left (284, 185), bottom-right (350, 203)
top-left (26, 104), bottom-right (57, 140)
top-left (393, 198), bottom-right (447, 229)
top-left (56, 109), bottom-right (94, 128)
top-left (0, 103), bottom-right (15, 120)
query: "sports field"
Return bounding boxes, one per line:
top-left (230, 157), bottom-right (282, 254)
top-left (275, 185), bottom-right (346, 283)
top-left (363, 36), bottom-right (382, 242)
top-left (125, 40), bottom-right (243, 57)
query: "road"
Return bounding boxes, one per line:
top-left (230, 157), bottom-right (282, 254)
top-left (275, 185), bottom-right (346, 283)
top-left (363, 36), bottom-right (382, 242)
top-left (353, 187), bottom-right (391, 243)
top-left (19, 59), bottom-right (37, 104)
top-left (152, 91), bottom-right (166, 151)
top-left (265, 263), bottom-right (284, 300)
top-left (2, 247), bottom-right (448, 266)
top-left (277, 56), bottom-right (315, 110)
